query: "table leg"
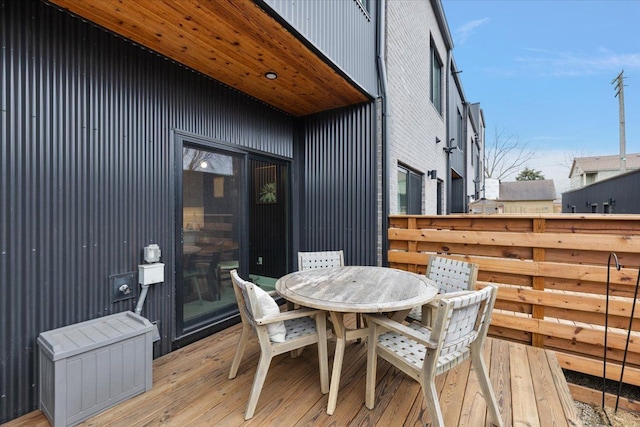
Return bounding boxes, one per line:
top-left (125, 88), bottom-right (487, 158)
top-left (327, 311), bottom-right (346, 415)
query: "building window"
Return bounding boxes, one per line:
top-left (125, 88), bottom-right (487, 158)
top-left (471, 141), bottom-right (475, 166)
top-left (398, 165), bottom-right (423, 214)
top-left (431, 43), bottom-right (443, 114)
top-left (457, 109), bottom-right (464, 149)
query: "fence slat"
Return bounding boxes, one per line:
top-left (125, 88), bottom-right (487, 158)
top-left (389, 214), bottom-right (640, 389)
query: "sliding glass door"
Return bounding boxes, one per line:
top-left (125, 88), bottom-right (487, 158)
top-left (179, 145), bottom-right (244, 331)
top-left (177, 144), bottom-right (289, 336)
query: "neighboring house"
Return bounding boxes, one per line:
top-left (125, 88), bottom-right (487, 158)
top-left (385, 2), bottom-right (484, 215)
top-left (569, 153), bottom-right (640, 189)
top-left (448, 59), bottom-right (485, 213)
top-left (497, 180), bottom-right (557, 214)
top-left (563, 169), bottom-right (640, 213)
top-left (1, 0), bottom-right (482, 421)
top-left (468, 103), bottom-right (485, 205)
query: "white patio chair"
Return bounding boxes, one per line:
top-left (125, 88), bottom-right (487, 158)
top-left (407, 255), bottom-right (479, 324)
top-left (365, 284), bottom-right (503, 427)
top-left (298, 250), bottom-right (344, 271)
top-left (298, 250), bottom-right (366, 332)
top-left (228, 270), bottom-right (330, 420)
top-left (293, 250), bottom-right (345, 312)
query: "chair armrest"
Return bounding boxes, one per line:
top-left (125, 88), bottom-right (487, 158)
top-left (364, 313), bottom-right (436, 349)
top-left (255, 308), bottom-right (326, 325)
top-left (438, 290), bottom-right (475, 300)
top-left (420, 291), bottom-right (473, 311)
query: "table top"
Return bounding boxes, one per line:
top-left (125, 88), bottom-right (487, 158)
top-left (276, 266), bottom-right (437, 313)
top-left (183, 245), bottom-right (201, 255)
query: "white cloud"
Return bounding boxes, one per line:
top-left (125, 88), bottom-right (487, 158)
top-left (514, 48), bottom-right (640, 77)
top-left (454, 18), bottom-right (490, 46)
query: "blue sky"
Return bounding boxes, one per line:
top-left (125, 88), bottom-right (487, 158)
top-left (441, 0), bottom-right (640, 191)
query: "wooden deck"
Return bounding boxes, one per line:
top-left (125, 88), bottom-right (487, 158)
top-left (7, 323), bottom-right (582, 426)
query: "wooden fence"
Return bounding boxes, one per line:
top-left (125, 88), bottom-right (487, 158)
top-left (388, 214), bottom-right (640, 406)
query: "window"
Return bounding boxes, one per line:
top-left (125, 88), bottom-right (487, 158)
top-left (471, 140), bottom-right (475, 166)
top-left (457, 109), bottom-right (463, 149)
top-left (180, 145), bottom-right (245, 333)
top-left (398, 165), bottom-right (423, 214)
top-left (431, 43), bottom-right (443, 114)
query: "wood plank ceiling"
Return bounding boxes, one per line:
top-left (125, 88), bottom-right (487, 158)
top-left (47, 0), bottom-right (370, 117)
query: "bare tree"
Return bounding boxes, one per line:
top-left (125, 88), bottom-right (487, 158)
top-left (183, 148), bottom-right (215, 171)
top-left (483, 127), bottom-right (535, 181)
top-left (562, 149), bottom-right (593, 174)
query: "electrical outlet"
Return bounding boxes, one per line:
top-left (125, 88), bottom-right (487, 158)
top-left (110, 272), bottom-right (137, 303)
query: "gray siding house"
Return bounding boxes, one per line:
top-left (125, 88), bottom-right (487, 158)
top-left (563, 169), bottom-right (640, 214)
top-left (569, 153), bottom-right (640, 189)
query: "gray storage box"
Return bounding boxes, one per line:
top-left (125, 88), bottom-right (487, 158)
top-left (37, 312), bottom-right (153, 426)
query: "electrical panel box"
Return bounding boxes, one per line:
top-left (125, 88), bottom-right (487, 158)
top-left (138, 263), bottom-right (165, 285)
top-left (37, 312), bottom-right (153, 426)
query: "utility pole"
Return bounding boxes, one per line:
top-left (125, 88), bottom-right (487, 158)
top-left (611, 70), bottom-right (627, 173)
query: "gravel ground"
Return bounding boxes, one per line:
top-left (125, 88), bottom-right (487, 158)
top-left (575, 401), bottom-right (640, 426)
top-left (564, 370), bottom-right (640, 426)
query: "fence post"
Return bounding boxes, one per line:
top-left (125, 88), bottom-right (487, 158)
top-left (532, 217), bottom-right (546, 347)
top-left (407, 217), bottom-right (418, 273)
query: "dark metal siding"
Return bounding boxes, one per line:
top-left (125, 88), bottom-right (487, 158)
top-left (262, 0), bottom-right (379, 97)
top-left (1, 0), bottom-right (293, 421)
top-left (562, 170), bottom-right (640, 214)
top-left (301, 104), bottom-right (378, 266)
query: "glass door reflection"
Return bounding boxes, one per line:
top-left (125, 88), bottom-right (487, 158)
top-left (180, 146), bottom-right (243, 328)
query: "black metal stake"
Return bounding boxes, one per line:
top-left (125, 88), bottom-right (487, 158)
top-left (615, 264), bottom-right (640, 412)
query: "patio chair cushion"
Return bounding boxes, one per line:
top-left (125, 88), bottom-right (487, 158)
top-left (253, 285), bottom-right (286, 342)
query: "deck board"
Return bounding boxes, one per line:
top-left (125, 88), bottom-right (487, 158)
top-left (5, 322), bottom-right (582, 427)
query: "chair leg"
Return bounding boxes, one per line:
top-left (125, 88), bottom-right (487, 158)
top-left (245, 351), bottom-right (273, 420)
top-left (421, 379), bottom-right (445, 427)
top-left (315, 313), bottom-right (329, 394)
top-left (192, 276), bottom-right (204, 305)
top-left (228, 324), bottom-right (251, 379)
top-left (365, 322), bottom-right (378, 409)
top-left (471, 349), bottom-right (504, 427)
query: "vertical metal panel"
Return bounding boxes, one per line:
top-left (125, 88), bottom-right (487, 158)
top-left (302, 103), bottom-right (377, 267)
top-left (0, 0), bottom-right (294, 422)
top-left (263, 0), bottom-right (379, 97)
top-left (562, 171), bottom-right (640, 214)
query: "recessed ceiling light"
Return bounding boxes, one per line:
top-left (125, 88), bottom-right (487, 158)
top-left (200, 161), bottom-right (208, 169)
top-left (265, 72), bottom-right (278, 80)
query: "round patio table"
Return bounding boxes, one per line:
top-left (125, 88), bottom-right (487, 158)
top-left (276, 266), bottom-right (437, 415)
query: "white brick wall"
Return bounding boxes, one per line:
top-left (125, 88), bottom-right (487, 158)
top-left (386, 0), bottom-right (448, 214)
